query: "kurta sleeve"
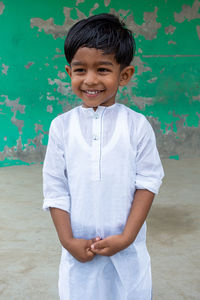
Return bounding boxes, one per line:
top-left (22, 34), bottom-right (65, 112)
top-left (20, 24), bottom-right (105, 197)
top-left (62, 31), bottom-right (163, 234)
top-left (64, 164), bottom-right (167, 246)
top-left (135, 116), bottom-right (164, 194)
top-left (42, 118), bottom-right (71, 213)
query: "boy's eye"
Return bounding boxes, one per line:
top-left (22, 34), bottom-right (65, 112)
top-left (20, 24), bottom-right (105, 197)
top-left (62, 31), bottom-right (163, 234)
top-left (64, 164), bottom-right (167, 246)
top-left (73, 68), bottom-right (85, 73)
top-left (98, 68), bottom-right (111, 73)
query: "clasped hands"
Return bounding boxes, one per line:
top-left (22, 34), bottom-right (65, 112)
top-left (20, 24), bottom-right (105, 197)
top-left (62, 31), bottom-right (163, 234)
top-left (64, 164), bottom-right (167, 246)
top-left (65, 234), bottom-right (131, 263)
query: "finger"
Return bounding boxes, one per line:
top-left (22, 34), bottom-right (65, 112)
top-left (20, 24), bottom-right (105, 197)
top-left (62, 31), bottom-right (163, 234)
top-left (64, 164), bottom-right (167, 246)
top-left (90, 247), bottom-right (108, 256)
top-left (87, 249), bottom-right (95, 259)
top-left (91, 239), bottom-right (107, 250)
top-left (91, 237), bottom-right (101, 244)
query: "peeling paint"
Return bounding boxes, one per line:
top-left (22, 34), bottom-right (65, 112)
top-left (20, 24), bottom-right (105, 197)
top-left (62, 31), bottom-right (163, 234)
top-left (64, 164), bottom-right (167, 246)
top-left (133, 56), bottom-right (152, 75)
top-left (0, 1), bottom-right (5, 15)
top-left (147, 77), bottom-right (158, 83)
top-left (197, 25), bottom-right (200, 39)
top-left (104, 0), bottom-right (111, 7)
top-left (0, 136), bottom-right (47, 164)
top-left (48, 78), bottom-right (71, 96)
top-left (30, 7), bottom-right (74, 39)
top-left (0, 96), bottom-right (25, 133)
top-left (89, 3), bottom-right (99, 16)
top-left (24, 62), bottom-right (34, 69)
top-left (76, 0), bottom-right (85, 5)
top-left (58, 71), bottom-right (67, 80)
top-left (149, 115), bottom-right (200, 159)
top-left (174, 0), bottom-right (200, 23)
top-left (165, 25), bottom-right (176, 35)
top-left (34, 124), bottom-right (48, 134)
top-left (46, 93), bottom-right (55, 101)
top-left (124, 7), bottom-right (161, 40)
top-left (47, 105), bottom-right (53, 113)
top-left (52, 54), bottom-right (64, 59)
top-left (168, 40), bottom-right (176, 45)
top-left (2, 63), bottom-right (9, 75)
top-left (193, 95), bottom-right (200, 101)
top-left (31, 5), bottom-right (161, 41)
top-left (132, 96), bottom-right (153, 110)
top-left (56, 48), bottom-right (62, 53)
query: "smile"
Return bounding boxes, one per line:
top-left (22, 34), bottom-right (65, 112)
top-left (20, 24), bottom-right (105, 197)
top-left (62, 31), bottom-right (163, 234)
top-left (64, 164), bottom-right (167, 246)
top-left (82, 90), bottom-right (104, 95)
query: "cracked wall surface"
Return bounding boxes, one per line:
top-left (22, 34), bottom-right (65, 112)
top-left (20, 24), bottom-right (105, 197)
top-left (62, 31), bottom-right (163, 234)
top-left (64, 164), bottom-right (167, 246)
top-left (0, 0), bottom-right (200, 166)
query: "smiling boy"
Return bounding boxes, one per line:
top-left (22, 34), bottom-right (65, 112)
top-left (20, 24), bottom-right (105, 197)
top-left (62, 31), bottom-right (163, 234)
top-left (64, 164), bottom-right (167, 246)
top-left (65, 47), bottom-right (134, 110)
top-left (43, 13), bottom-right (164, 300)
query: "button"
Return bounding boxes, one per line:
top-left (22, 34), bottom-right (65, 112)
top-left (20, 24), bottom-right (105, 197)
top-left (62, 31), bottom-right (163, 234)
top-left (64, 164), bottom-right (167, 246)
top-left (93, 135), bottom-right (99, 141)
top-left (94, 113), bottom-right (99, 119)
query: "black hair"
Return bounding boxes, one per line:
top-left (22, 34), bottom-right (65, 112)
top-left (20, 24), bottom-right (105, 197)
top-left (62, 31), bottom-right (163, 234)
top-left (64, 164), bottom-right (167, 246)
top-left (64, 13), bottom-right (136, 68)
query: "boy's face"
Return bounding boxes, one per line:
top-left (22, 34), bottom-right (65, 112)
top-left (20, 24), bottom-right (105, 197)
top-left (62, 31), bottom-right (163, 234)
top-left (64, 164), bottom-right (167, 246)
top-left (65, 47), bottom-right (134, 110)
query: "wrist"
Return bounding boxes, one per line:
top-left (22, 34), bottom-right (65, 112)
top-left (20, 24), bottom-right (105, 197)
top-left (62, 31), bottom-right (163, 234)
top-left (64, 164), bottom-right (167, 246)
top-left (60, 236), bottom-right (74, 250)
top-left (121, 231), bottom-right (134, 247)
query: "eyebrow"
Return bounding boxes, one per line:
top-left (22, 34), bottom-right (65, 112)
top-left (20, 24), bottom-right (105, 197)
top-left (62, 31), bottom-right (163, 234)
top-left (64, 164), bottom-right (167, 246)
top-left (71, 61), bottom-right (114, 66)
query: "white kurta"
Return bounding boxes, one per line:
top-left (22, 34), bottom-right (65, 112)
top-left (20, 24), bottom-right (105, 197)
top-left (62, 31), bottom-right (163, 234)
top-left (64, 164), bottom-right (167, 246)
top-left (43, 103), bottom-right (164, 300)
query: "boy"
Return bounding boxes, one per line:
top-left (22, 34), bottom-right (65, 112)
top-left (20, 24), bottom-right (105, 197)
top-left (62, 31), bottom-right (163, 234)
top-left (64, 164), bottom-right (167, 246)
top-left (43, 13), bottom-right (164, 300)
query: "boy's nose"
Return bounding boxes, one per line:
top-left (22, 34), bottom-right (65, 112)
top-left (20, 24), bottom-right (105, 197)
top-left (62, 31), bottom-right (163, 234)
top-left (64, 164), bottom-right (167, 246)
top-left (83, 71), bottom-right (98, 85)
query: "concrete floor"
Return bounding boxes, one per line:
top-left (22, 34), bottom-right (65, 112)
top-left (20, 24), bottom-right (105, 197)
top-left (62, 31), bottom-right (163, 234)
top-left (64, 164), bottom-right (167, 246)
top-left (0, 158), bottom-right (199, 300)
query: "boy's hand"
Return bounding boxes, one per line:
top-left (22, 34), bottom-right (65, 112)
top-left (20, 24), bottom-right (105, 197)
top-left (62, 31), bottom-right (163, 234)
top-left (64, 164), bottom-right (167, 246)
top-left (66, 237), bottom-right (101, 263)
top-left (90, 234), bottom-right (130, 256)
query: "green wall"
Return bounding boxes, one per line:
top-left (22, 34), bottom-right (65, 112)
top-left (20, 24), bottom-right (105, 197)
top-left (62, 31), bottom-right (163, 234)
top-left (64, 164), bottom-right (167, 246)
top-left (0, 0), bottom-right (200, 166)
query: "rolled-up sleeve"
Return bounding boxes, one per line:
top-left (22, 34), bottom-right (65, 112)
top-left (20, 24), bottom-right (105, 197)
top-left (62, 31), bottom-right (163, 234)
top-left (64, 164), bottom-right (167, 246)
top-left (135, 117), bottom-right (164, 194)
top-left (43, 118), bottom-right (71, 213)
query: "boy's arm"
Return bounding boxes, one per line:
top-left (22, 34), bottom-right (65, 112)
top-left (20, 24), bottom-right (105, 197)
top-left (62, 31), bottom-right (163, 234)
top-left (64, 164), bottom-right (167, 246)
top-left (50, 208), bottom-right (100, 262)
top-left (122, 189), bottom-right (154, 245)
top-left (91, 189), bottom-right (154, 256)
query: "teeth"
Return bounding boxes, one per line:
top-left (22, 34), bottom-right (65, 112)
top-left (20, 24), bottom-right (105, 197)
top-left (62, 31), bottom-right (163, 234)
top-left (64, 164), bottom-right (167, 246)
top-left (85, 90), bottom-right (101, 94)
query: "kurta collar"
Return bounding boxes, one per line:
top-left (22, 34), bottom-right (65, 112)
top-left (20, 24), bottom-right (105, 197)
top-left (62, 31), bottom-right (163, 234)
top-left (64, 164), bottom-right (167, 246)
top-left (80, 103), bottom-right (117, 115)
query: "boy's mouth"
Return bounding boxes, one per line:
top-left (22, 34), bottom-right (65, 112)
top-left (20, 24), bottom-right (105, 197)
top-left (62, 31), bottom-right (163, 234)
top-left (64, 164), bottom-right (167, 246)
top-left (82, 90), bottom-right (104, 95)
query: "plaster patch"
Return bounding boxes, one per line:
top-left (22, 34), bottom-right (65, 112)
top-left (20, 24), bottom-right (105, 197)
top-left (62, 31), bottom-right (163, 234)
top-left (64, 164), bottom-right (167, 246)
top-left (197, 25), bottom-right (200, 39)
top-left (123, 7), bottom-right (161, 40)
top-left (24, 62), bottom-right (34, 69)
top-left (104, 0), bottom-right (111, 7)
top-left (165, 25), bottom-right (176, 35)
top-left (0, 1), bottom-right (5, 15)
top-left (47, 94), bottom-right (55, 101)
top-left (34, 124), bottom-right (48, 134)
top-left (48, 78), bottom-right (71, 96)
top-left (2, 63), bottom-right (9, 75)
top-left (192, 95), bottom-right (200, 101)
top-left (31, 6), bottom-right (161, 41)
top-left (31, 7), bottom-right (75, 39)
top-left (133, 96), bottom-right (153, 110)
top-left (147, 77), bottom-right (158, 83)
top-left (76, 0), bottom-right (85, 6)
top-left (149, 114), bottom-right (200, 158)
top-left (0, 135), bottom-right (47, 163)
top-left (58, 71), bottom-right (67, 80)
top-left (168, 40), bottom-right (176, 45)
top-left (47, 105), bottom-right (53, 113)
top-left (133, 56), bottom-right (152, 75)
top-left (174, 0), bottom-right (200, 23)
top-left (0, 95), bottom-right (25, 133)
top-left (88, 3), bottom-right (99, 16)
top-left (52, 54), bottom-right (64, 59)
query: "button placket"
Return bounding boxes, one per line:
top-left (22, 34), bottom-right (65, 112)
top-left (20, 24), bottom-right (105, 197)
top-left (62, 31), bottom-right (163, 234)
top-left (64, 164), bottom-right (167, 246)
top-left (91, 111), bottom-right (102, 181)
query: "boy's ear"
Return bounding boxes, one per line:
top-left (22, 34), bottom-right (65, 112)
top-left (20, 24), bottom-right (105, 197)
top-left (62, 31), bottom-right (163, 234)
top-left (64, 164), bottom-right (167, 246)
top-left (65, 65), bottom-right (72, 78)
top-left (119, 66), bottom-right (135, 86)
